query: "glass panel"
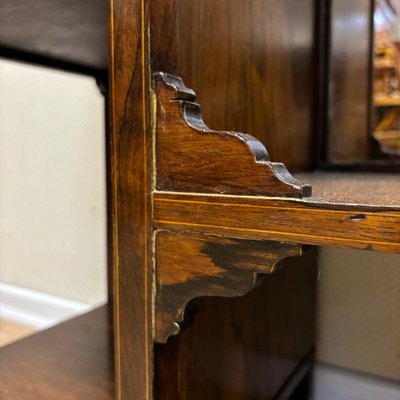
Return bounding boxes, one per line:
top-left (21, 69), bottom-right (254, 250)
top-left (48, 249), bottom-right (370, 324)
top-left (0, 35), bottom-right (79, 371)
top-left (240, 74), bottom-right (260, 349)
top-left (372, 0), bottom-right (400, 156)
top-left (326, 0), bottom-right (400, 166)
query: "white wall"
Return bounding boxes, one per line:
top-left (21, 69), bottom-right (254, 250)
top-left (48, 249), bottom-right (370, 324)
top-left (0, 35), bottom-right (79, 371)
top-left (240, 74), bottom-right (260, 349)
top-left (317, 247), bottom-right (400, 380)
top-left (0, 59), bottom-right (107, 306)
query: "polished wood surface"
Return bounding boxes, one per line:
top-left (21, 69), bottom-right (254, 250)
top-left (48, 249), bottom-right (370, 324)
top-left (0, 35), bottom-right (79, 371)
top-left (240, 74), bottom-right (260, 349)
top-left (0, 306), bottom-right (114, 400)
top-left (155, 230), bottom-right (302, 343)
top-left (154, 192), bottom-right (400, 253)
top-left (149, 2), bottom-right (318, 396)
top-left (150, 0), bottom-right (316, 171)
top-left (0, 0), bottom-right (108, 75)
top-left (109, 1), bottom-right (153, 399)
top-left (155, 73), bottom-right (310, 197)
top-left (150, 3), bottom-right (319, 386)
top-left (327, 0), bottom-right (372, 163)
top-left (155, 250), bottom-right (317, 399)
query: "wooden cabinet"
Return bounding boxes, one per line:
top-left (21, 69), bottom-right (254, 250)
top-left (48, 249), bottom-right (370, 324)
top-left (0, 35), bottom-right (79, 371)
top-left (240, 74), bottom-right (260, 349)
top-left (0, 1), bottom-right (398, 399)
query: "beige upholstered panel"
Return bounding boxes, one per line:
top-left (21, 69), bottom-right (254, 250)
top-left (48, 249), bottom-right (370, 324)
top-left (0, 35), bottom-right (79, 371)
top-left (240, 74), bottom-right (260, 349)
top-left (317, 247), bottom-right (400, 380)
top-left (0, 60), bottom-right (107, 305)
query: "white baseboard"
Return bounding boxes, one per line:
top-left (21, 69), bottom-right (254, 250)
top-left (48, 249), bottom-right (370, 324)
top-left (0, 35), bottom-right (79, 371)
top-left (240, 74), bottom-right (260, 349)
top-left (0, 283), bottom-right (93, 329)
top-left (312, 364), bottom-right (400, 400)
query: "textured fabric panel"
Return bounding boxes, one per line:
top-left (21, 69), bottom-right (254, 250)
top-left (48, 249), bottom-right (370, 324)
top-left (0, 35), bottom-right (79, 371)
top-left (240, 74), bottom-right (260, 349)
top-left (0, 60), bottom-right (107, 305)
top-left (317, 247), bottom-right (400, 380)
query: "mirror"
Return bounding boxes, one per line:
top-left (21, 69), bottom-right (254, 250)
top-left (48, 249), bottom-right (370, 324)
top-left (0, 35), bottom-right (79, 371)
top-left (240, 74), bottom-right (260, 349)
top-left (324, 0), bottom-right (400, 167)
top-left (373, 0), bottom-right (400, 156)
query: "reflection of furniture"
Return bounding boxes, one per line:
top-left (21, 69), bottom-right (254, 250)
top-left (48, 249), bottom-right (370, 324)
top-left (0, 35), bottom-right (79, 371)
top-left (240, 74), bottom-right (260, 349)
top-left (372, 0), bottom-right (400, 157)
top-left (374, 45), bottom-right (400, 98)
top-left (374, 129), bottom-right (400, 154)
top-left (373, 104), bottom-right (400, 155)
top-left (0, 2), bottom-right (399, 400)
top-left (323, 0), bottom-right (400, 165)
top-left (373, 43), bottom-right (400, 155)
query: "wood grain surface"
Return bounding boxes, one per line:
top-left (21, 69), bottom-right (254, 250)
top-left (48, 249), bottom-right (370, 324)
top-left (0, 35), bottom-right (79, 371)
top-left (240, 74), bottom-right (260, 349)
top-left (149, 2), bottom-right (318, 396)
top-left (155, 250), bottom-right (317, 399)
top-left (0, 307), bottom-right (114, 400)
top-left (155, 73), bottom-right (311, 198)
top-left (150, 0), bottom-right (315, 171)
top-left (155, 231), bottom-right (302, 343)
top-left (109, 1), bottom-right (152, 399)
top-left (327, 0), bottom-right (372, 163)
top-left (154, 192), bottom-right (400, 253)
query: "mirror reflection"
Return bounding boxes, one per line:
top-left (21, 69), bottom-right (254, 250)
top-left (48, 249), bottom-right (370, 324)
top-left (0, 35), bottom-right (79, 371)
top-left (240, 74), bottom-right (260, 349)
top-left (373, 0), bottom-right (400, 155)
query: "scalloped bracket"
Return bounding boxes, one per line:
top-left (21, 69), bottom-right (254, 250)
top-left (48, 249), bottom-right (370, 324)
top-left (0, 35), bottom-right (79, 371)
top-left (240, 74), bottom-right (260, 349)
top-left (154, 72), bottom-right (311, 198)
top-left (155, 231), bottom-right (302, 343)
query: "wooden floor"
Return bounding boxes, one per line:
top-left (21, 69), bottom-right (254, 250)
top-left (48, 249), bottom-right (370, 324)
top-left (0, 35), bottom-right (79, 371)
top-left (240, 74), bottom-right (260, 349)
top-left (0, 318), bottom-right (36, 347)
top-left (0, 306), bottom-right (114, 399)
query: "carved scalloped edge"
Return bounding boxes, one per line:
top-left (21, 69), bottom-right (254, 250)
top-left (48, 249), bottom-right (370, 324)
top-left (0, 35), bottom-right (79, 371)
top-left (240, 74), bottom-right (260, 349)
top-left (159, 273), bottom-right (263, 343)
top-left (155, 233), bottom-right (303, 343)
top-left (154, 72), bottom-right (311, 198)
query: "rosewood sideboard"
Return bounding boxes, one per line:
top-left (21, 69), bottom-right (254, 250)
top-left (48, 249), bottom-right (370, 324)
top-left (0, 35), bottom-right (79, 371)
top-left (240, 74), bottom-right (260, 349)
top-left (0, 1), bottom-right (399, 399)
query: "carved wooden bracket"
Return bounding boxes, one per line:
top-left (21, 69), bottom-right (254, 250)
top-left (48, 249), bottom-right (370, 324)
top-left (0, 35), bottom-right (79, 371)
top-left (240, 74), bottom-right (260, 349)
top-left (153, 72), bottom-right (312, 343)
top-left (155, 231), bottom-right (302, 343)
top-left (154, 72), bottom-right (311, 198)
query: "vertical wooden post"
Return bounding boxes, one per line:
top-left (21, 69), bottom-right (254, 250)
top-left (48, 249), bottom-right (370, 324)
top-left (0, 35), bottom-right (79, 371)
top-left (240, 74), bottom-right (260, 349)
top-left (109, 0), bottom-right (152, 399)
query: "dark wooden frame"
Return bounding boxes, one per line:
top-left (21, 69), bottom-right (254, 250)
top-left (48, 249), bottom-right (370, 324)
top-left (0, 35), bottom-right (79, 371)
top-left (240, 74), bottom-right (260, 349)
top-left (109, 0), bottom-right (153, 398)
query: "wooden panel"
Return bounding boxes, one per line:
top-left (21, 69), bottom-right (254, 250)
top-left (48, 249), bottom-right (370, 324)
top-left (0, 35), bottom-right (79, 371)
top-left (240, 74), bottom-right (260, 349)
top-left (154, 192), bottom-right (400, 253)
top-left (150, 0), bottom-right (315, 171)
top-left (177, 0), bottom-right (315, 171)
top-left (0, 307), bottom-right (114, 400)
top-left (150, 0), bottom-right (178, 74)
top-left (155, 249), bottom-right (317, 400)
top-left (155, 231), bottom-right (302, 342)
top-left (0, 0), bottom-right (108, 75)
top-left (148, 3), bottom-right (318, 398)
top-left (327, 0), bottom-right (372, 163)
top-left (109, 1), bottom-right (152, 399)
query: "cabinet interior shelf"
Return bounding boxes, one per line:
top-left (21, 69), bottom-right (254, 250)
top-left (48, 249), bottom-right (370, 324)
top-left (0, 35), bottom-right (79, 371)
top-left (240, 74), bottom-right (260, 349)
top-left (0, 305), bottom-right (114, 400)
top-left (153, 172), bottom-right (400, 254)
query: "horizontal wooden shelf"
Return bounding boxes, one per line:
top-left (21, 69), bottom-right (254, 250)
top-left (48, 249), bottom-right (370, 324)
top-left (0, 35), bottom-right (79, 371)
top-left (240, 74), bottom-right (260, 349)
top-left (294, 172), bottom-right (400, 207)
top-left (0, 1), bottom-right (108, 76)
top-left (153, 172), bottom-right (400, 254)
top-left (0, 306), bottom-right (114, 400)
